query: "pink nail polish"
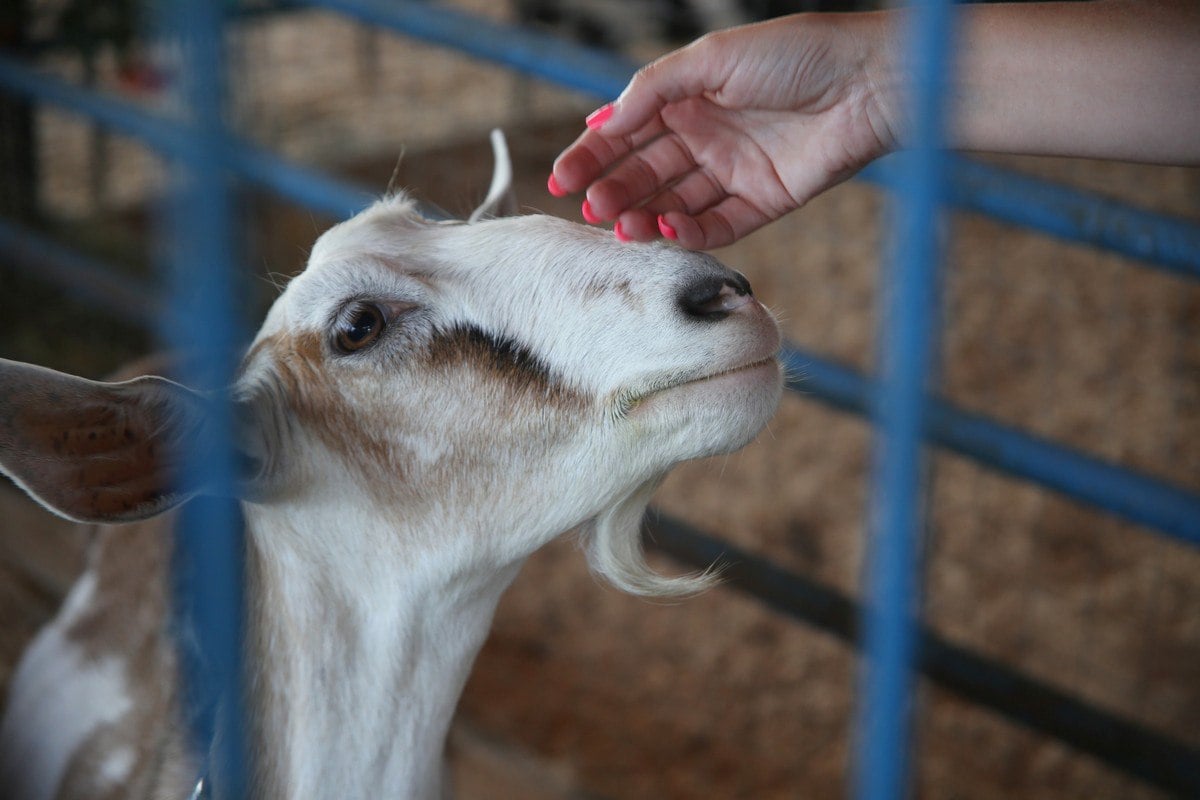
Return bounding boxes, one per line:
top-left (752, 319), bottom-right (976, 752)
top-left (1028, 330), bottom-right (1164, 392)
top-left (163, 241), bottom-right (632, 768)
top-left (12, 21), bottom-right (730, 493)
top-left (614, 221), bottom-right (632, 243)
top-left (657, 214), bottom-right (678, 241)
top-left (585, 103), bottom-right (614, 131)
top-left (581, 199), bottom-right (601, 224)
top-left (547, 174), bottom-right (567, 197)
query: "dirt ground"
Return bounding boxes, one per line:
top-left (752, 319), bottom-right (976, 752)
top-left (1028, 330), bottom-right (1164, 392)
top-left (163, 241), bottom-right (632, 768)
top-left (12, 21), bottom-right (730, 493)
top-left (2, 5), bottom-right (1198, 798)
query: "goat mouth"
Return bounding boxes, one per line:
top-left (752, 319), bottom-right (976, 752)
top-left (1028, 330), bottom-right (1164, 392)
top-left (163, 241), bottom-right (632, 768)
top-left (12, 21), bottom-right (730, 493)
top-left (615, 356), bottom-right (779, 418)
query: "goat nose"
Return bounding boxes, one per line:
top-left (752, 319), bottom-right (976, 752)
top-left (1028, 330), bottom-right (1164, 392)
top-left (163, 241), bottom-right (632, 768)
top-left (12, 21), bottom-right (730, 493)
top-left (679, 272), bottom-right (754, 321)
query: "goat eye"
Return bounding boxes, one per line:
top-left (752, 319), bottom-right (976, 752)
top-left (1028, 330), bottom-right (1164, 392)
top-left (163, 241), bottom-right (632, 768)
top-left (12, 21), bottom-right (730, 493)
top-left (335, 303), bottom-right (386, 353)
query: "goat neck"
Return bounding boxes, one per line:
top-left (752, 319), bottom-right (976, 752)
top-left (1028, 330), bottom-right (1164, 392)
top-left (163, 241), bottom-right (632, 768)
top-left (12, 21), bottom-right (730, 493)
top-left (241, 489), bottom-right (525, 799)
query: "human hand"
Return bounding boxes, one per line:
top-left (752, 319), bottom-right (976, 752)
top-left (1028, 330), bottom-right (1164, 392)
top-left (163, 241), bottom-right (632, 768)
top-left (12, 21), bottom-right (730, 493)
top-left (549, 13), bottom-right (899, 250)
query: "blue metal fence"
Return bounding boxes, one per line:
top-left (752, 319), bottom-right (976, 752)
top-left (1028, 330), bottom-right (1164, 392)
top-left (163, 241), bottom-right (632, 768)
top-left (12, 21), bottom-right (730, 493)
top-left (156, 1), bottom-right (249, 792)
top-left (857, 3), bottom-right (956, 796)
top-left (1, 1), bottom-right (1197, 797)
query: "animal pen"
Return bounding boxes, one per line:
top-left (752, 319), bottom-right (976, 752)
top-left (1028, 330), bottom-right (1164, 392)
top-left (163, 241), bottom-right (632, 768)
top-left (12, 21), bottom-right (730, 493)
top-left (0, 0), bottom-right (1198, 797)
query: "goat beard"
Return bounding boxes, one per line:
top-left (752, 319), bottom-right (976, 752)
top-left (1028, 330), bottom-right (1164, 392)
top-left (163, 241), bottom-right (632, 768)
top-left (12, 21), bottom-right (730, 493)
top-left (584, 475), bottom-right (717, 598)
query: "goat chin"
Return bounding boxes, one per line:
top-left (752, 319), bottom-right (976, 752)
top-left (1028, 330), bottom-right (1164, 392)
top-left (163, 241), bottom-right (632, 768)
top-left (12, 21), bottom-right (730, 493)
top-left (0, 145), bottom-right (781, 799)
top-left (620, 358), bottom-right (783, 456)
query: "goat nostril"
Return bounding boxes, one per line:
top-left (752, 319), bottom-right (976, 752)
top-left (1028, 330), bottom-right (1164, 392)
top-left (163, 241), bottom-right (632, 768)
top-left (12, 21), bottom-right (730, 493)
top-left (680, 274), bottom-right (754, 321)
top-left (728, 270), bottom-right (752, 296)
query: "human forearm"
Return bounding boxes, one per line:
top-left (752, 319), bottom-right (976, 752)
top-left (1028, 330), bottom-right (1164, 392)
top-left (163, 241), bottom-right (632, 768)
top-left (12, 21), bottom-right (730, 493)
top-left (549, 2), bottom-right (1198, 250)
top-left (872, 1), bottom-right (1200, 164)
top-left (958, 1), bottom-right (1200, 163)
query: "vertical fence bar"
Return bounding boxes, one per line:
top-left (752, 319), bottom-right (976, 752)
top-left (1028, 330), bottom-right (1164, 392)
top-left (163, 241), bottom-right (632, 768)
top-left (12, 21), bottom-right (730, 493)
top-left (156, 0), bottom-right (248, 796)
top-left (855, 1), bottom-right (954, 798)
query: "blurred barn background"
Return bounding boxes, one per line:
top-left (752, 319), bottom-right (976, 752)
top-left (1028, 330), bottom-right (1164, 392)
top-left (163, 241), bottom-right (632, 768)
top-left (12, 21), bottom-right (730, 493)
top-left (0, 1), bottom-right (1197, 798)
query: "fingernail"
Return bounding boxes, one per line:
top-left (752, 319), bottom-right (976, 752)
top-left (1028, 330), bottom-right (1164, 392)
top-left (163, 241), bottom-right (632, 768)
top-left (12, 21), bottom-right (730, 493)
top-left (585, 103), bottom-right (614, 131)
top-left (657, 214), bottom-right (678, 241)
top-left (547, 173), bottom-right (567, 197)
top-left (581, 199), bottom-right (601, 224)
top-left (614, 221), bottom-right (632, 243)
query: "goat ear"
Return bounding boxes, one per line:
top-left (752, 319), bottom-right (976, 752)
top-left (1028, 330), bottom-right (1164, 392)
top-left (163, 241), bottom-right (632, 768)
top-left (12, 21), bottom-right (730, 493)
top-left (0, 358), bottom-right (220, 524)
top-left (468, 128), bottom-right (519, 223)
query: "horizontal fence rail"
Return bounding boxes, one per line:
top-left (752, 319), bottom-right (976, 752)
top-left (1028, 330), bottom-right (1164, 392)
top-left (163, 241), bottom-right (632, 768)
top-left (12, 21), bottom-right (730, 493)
top-left (0, 216), bottom-right (159, 326)
top-left (784, 347), bottom-right (1200, 546)
top-left (860, 155), bottom-right (1200, 280)
top-left (290, 0), bottom-right (636, 98)
top-left (0, 54), bottom-right (376, 221)
top-left (642, 513), bottom-right (1200, 796)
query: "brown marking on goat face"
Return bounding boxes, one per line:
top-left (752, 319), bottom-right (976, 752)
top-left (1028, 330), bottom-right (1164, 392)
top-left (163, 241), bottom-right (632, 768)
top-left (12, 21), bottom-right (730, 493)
top-left (582, 276), bottom-right (640, 310)
top-left (250, 331), bottom-right (404, 478)
top-left (422, 325), bottom-right (586, 410)
top-left (581, 277), bottom-right (606, 301)
top-left (244, 324), bottom-right (587, 501)
top-left (613, 278), bottom-right (635, 303)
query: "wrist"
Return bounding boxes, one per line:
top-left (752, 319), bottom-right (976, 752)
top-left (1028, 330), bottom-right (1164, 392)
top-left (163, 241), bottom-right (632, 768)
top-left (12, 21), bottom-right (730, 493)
top-left (855, 10), bottom-right (906, 158)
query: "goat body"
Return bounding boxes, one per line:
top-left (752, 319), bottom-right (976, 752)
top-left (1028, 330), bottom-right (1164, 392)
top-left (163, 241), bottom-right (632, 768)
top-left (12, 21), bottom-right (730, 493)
top-left (0, 134), bottom-right (781, 799)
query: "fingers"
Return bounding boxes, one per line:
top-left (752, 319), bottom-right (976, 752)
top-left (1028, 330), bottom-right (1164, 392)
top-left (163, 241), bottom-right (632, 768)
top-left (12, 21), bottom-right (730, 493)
top-left (606, 174), bottom-right (770, 251)
top-left (550, 115), bottom-right (668, 197)
top-left (551, 116), bottom-right (776, 250)
top-left (550, 38), bottom-right (725, 195)
top-left (602, 39), bottom-right (723, 138)
top-left (655, 197), bottom-right (771, 251)
top-left (548, 33), bottom-right (754, 248)
top-left (582, 133), bottom-right (698, 220)
top-left (640, 167), bottom-right (726, 220)
top-left (558, 124), bottom-right (766, 251)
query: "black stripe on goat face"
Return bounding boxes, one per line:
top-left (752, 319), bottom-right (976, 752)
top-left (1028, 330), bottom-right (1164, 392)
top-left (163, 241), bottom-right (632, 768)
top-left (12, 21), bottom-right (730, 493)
top-left (422, 324), bottom-right (585, 408)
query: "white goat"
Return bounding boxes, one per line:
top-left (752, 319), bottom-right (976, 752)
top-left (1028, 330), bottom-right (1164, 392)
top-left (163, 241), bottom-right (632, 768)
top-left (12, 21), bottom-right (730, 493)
top-left (0, 132), bottom-right (781, 799)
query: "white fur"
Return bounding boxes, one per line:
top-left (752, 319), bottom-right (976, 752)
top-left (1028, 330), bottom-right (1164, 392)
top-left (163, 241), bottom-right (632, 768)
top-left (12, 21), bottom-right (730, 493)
top-left (0, 576), bottom-right (133, 800)
top-left (97, 746), bottom-right (135, 789)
